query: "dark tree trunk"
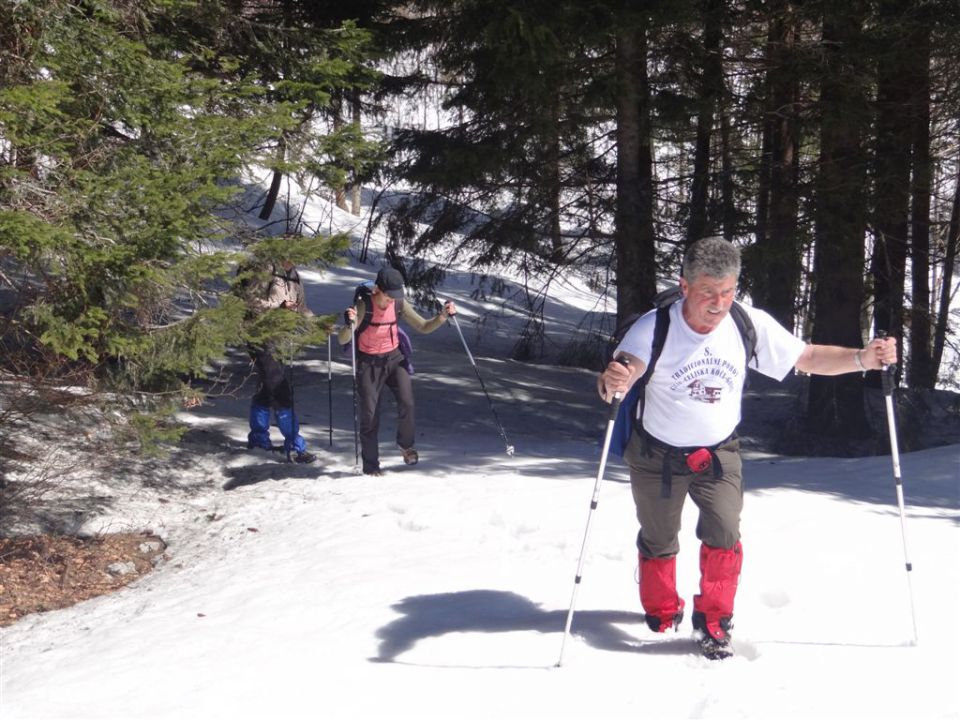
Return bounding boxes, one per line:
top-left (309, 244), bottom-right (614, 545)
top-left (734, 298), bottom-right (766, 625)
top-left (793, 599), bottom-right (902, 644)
top-left (259, 137), bottom-right (286, 221)
top-left (747, 1), bottom-right (802, 331)
top-left (614, 21), bottom-right (657, 324)
top-left (351, 95), bottom-right (362, 216)
top-left (870, 0), bottom-right (913, 347)
top-left (720, 106), bottom-right (735, 241)
top-left (547, 91), bottom-right (564, 264)
top-left (333, 95), bottom-right (348, 212)
top-left (806, 2), bottom-right (871, 441)
top-left (261, 0), bottom-right (294, 222)
top-left (755, 67), bottom-right (772, 253)
top-left (760, 1), bottom-right (802, 331)
top-left (908, 24), bottom-right (934, 388)
top-left (686, 0), bottom-right (723, 245)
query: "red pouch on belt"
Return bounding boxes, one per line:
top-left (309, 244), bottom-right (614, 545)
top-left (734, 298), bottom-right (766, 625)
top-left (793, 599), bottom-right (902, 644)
top-left (686, 447), bottom-right (712, 473)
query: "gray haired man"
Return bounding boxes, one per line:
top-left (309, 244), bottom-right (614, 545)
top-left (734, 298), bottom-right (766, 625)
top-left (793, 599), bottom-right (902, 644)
top-left (598, 236), bottom-right (897, 658)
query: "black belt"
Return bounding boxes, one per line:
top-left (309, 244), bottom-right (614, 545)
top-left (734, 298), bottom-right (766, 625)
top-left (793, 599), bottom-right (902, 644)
top-left (357, 348), bottom-right (401, 366)
top-left (639, 429), bottom-right (736, 498)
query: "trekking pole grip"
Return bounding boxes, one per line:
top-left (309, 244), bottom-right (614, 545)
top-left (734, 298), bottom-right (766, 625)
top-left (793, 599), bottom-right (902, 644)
top-left (881, 364), bottom-right (896, 396)
top-left (608, 394), bottom-right (623, 418)
top-left (607, 356), bottom-right (630, 419)
top-left (877, 332), bottom-right (896, 397)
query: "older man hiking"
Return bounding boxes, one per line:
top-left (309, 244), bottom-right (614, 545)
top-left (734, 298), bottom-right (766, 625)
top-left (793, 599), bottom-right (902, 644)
top-left (597, 236), bottom-right (897, 659)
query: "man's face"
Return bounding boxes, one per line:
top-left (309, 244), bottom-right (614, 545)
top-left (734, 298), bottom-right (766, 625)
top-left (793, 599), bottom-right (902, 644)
top-left (680, 273), bottom-right (737, 334)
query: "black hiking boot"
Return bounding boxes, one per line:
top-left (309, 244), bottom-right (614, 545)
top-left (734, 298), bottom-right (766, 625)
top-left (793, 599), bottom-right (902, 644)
top-left (697, 633), bottom-right (733, 660)
top-left (644, 601), bottom-right (685, 633)
top-left (692, 610), bottom-right (734, 660)
top-left (288, 450), bottom-right (317, 464)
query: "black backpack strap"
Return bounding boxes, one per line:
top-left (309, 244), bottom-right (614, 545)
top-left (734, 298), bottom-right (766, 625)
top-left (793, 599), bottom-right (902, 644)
top-left (634, 304), bottom-right (671, 452)
top-left (634, 299), bottom-right (755, 430)
top-left (637, 300), bottom-right (755, 499)
top-left (353, 283), bottom-right (405, 345)
top-left (729, 302), bottom-right (758, 385)
top-left (273, 265), bottom-right (301, 284)
top-left (353, 284), bottom-right (374, 336)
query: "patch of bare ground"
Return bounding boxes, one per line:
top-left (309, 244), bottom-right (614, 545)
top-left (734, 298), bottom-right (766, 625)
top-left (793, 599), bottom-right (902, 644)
top-left (0, 531), bottom-right (167, 627)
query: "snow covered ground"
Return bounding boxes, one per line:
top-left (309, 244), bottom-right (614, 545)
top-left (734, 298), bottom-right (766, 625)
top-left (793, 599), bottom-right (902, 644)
top-left (1, 190), bottom-right (958, 720)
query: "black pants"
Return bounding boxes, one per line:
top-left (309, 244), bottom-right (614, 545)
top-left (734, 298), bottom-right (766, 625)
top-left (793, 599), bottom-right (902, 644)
top-left (357, 349), bottom-right (415, 472)
top-left (251, 346), bottom-right (293, 410)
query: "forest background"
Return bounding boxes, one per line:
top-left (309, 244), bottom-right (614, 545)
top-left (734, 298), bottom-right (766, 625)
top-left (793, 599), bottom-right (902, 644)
top-left (1, 0), bottom-right (959, 523)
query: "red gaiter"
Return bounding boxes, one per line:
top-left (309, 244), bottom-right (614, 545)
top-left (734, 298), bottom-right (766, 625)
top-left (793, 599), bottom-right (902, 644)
top-left (693, 541), bottom-right (743, 639)
top-left (639, 554), bottom-right (684, 632)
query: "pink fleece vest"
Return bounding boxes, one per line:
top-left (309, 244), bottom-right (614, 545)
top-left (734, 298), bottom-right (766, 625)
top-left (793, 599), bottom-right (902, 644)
top-left (358, 300), bottom-right (399, 355)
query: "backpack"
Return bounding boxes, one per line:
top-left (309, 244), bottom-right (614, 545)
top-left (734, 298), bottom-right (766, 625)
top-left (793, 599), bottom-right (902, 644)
top-left (234, 260), bottom-right (273, 309)
top-left (235, 261), bottom-right (301, 311)
top-left (343, 281), bottom-right (414, 375)
top-left (608, 285), bottom-right (757, 458)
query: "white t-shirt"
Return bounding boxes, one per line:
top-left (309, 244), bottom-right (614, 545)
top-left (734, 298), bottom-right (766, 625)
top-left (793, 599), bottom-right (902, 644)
top-left (615, 300), bottom-right (806, 447)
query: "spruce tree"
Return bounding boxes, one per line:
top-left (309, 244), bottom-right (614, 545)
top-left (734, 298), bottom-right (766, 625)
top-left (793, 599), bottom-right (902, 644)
top-left (0, 0), bottom-right (353, 449)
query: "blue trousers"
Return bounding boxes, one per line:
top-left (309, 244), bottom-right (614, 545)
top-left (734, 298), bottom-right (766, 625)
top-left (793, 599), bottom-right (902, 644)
top-left (248, 347), bottom-right (306, 454)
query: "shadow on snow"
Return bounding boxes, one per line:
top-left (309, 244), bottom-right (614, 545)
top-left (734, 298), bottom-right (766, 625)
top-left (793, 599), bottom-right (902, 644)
top-left (369, 589), bottom-right (698, 665)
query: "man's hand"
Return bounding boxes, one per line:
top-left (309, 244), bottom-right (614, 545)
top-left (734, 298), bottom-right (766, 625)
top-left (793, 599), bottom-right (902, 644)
top-left (597, 356), bottom-right (634, 403)
top-left (443, 301), bottom-right (456, 316)
top-left (861, 336), bottom-right (898, 370)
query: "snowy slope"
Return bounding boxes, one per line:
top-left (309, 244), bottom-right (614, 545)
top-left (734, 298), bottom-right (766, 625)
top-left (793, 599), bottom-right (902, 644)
top-left (1, 185), bottom-right (958, 720)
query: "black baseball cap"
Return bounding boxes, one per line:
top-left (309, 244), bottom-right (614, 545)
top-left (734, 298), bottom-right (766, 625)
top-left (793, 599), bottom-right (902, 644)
top-left (375, 267), bottom-right (405, 299)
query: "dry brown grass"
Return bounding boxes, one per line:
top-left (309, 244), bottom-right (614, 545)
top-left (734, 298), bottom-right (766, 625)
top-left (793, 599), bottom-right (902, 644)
top-left (0, 531), bottom-right (166, 627)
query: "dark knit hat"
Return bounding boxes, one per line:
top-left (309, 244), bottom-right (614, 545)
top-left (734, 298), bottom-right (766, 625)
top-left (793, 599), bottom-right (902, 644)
top-left (375, 267), bottom-right (405, 299)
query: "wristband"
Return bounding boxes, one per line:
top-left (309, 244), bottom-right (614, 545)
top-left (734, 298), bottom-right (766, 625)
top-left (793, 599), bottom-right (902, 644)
top-left (854, 349), bottom-right (866, 372)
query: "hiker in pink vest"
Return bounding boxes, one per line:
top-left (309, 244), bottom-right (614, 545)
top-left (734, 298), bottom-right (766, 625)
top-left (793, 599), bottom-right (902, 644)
top-left (338, 268), bottom-right (456, 476)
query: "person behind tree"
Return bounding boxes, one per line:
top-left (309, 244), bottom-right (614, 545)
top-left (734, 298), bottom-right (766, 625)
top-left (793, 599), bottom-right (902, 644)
top-left (597, 236), bottom-right (897, 659)
top-left (247, 259), bottom-right (316, 464)
top-left (338, 267), bottom-right (456, 476)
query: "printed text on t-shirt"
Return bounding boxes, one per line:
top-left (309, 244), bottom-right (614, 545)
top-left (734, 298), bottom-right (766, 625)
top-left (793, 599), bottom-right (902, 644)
top-left (669, 350), bottom-right (742, 402)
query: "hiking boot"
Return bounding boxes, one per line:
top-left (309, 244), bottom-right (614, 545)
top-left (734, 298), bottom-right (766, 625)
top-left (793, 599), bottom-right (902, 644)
top-left (400, 447), bottom-right (419, 465)
top-left (644, 599), bottom-right (685, 633)
top-left (363, 467), bottom-right (383, 477)
top-left (288, 450), bottom-right (317, 464)
top-left (692, 610), bottom-right (733, 659)
top-left (697, 633), bottom-right (733, 660)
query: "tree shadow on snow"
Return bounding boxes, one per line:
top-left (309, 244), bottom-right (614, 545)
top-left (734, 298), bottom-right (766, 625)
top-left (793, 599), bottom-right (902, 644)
top-left (370, 589), bottom-right (697, 666)
top-left (742, 449), bottom-right (960, 519)
top-left (221, 454), bottom-right (355, 490)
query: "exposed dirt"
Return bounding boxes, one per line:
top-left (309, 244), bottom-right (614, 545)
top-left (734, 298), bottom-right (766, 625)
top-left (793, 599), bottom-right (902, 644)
top-left (0, 532), bottom-right (166, 627)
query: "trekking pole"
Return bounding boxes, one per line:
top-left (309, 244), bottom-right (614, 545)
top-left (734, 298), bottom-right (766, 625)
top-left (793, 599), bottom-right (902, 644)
top-left (557, 358), bottom-right (629, 667)
top-left (350, 319), bottom-right (360, 469)
top-left (880, 359), bottom-right (919, 645)
top-left (448, 312), bottom-right (515, 456)
top-left (327, 335), bottom-right (334, 447)
top-left (286, 364), bottom-right (294, 411)
top-left (284, 359), bottom-right (296, 463)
